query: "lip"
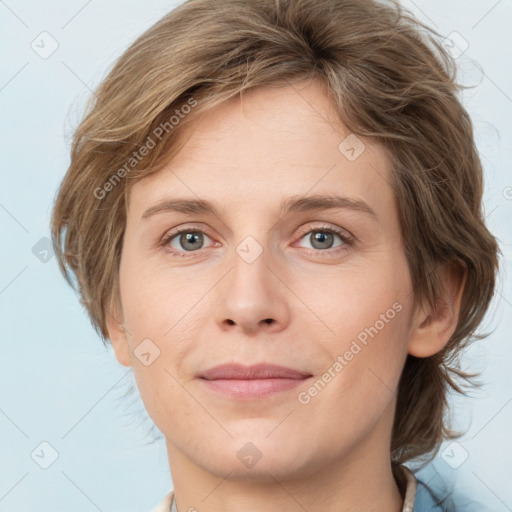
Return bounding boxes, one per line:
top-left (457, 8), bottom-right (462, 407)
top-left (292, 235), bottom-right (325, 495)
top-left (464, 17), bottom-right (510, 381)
top-left (200, 363), bottom-right (311, 380)
top-left (198, 363), bottom-right (312, 400)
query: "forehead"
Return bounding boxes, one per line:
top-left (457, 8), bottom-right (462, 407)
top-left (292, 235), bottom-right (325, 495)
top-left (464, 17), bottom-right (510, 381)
top-left (127, 79), bottom-right (395, 221)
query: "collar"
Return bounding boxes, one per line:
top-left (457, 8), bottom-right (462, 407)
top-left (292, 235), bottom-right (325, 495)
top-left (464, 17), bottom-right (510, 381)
top-left (401, 464), bottom-right (418, 511)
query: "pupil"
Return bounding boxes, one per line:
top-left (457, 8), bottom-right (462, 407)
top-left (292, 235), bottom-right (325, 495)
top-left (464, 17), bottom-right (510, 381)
top-left (312, 231), bottom-right (333, 249)
top-left (181, 232), bottom-right (203, 251)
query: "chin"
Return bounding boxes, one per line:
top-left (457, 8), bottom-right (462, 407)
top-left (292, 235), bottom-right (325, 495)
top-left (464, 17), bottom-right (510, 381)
top-left (204, 458), bottom-right (307, 483)
top-left (196, 441), bottom-right (313, 483)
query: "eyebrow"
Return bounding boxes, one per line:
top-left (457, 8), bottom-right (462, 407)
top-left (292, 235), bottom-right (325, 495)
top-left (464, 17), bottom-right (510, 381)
top-left (141, 193), bottom-right (377, 221)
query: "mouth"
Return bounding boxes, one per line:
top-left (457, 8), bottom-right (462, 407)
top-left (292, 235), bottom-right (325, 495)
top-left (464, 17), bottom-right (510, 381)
top-left (198, 363), bottom-right (313, 400)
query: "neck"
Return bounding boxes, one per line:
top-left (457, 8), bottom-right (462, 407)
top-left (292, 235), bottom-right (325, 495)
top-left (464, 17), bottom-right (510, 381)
top-left (165, 432), bottom-right (403, 512)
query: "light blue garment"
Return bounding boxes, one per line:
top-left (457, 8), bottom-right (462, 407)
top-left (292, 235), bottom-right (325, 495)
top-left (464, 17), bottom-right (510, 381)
top-left (414, 479), bottom-right (455, 512)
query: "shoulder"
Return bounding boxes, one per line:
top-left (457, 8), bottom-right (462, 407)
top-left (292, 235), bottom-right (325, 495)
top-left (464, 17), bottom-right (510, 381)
top-left (400, 465), bottom-right (455, 512)
top-left (414, 477), bottom-right (456, 512)
top-left (150, 490), bottom-right (174, 512)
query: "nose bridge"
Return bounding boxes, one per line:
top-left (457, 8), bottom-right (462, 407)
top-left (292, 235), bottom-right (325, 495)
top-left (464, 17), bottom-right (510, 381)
top-left (214, 231), bottom-right (290, 334)
top-left (227, 208), bottom-right (274, 280)
top-left (230, 233), bottom-right (273, 304)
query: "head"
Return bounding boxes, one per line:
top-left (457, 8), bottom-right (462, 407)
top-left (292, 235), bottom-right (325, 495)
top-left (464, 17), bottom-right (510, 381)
top-left (51, 0), bottom-right (499, 478)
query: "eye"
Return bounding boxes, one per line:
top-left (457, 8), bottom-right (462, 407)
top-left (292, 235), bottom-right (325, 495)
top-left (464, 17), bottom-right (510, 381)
top-left (295, 225), bottom-right (353, 254)
top-left (161, 224), bottom-right (353, 257)
top-left (163, 228), bottom-right (215, 253)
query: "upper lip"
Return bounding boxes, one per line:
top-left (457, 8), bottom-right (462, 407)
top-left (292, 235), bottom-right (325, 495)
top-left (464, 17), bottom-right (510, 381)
top-left (199, 363), bottom-right (312, 380)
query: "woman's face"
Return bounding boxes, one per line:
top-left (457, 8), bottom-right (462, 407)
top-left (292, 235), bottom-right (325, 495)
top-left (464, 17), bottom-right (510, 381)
top-left (109, 79), bottom-right (417, 481)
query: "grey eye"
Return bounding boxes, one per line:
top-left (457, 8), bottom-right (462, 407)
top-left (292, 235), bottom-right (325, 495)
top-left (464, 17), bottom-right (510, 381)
top-left (298, 230), bottom-right (345, 251)
top-left (309, 231), bottom-right (335, 250)
top-left (169, 231), bottom-right (212, 252)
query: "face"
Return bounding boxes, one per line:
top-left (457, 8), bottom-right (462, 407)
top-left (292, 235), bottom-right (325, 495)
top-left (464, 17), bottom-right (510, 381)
top-left (109, 79), bottom-right (417, 482)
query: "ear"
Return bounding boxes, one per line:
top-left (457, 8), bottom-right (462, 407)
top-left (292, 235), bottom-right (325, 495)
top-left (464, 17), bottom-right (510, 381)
top-left (408, 260), bottom-right (467, 358)
top-left (105, 296), bottom-right (132, 367)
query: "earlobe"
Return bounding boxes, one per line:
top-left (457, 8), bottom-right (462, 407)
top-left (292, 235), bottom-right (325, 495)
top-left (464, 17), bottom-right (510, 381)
top-left (408, 260), bottom-right (467, 358)
top-left (105, 301), bottom-right (132, 367)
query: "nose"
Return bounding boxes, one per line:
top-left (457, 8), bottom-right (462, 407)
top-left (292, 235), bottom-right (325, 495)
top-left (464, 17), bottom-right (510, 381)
top-left (214, 243), bottom-right (291, 336)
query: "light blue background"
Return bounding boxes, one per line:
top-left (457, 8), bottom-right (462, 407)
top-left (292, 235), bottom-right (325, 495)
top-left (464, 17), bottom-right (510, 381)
top-left (0, 1), bottom-right (511, 511)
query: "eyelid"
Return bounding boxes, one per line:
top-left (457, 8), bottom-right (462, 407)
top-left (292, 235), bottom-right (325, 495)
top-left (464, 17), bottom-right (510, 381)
top-left (294, 223), bottom-right (355, 245)
top-left (160, 223), bottom-right (215, 244)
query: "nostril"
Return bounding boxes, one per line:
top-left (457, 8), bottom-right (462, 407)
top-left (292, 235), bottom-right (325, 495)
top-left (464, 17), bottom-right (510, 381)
top-left (264, 318), bottom-right (273, 324)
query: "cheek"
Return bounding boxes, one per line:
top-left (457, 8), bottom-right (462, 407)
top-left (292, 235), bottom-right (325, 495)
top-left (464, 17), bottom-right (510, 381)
top-left (323, 297), bottom-right (409, 395)
top-left (117, 254), bottom-right (210, 414)
top-left (129, 360), bottom-right (201, 449)
top-left (295, 282), bottom-right (411, 447)
top-left (305, 255), bottom-right (413, 390)
top-left (118, 251), bottom-right (192, 339)
top-left (303, 262), bottom-right (409, 341)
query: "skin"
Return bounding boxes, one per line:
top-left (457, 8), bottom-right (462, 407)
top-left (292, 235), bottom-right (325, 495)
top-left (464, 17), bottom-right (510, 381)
top-left (107, 79), bottom-right (465, 512)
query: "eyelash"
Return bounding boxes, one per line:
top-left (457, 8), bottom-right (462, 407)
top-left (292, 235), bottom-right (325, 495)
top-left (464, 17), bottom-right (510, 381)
top-left (296, 224), bottom-right (354, 256)
top-left (160, 223), bottom-right (354, 258)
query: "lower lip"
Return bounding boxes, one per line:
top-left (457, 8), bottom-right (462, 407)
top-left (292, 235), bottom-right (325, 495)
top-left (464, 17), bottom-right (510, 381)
top-left (200, 377), bottom-right (310, 399)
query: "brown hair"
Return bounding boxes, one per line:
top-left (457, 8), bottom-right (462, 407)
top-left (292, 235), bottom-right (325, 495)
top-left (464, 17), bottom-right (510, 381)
top-left (51, 0), bottom-right (500, 465)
